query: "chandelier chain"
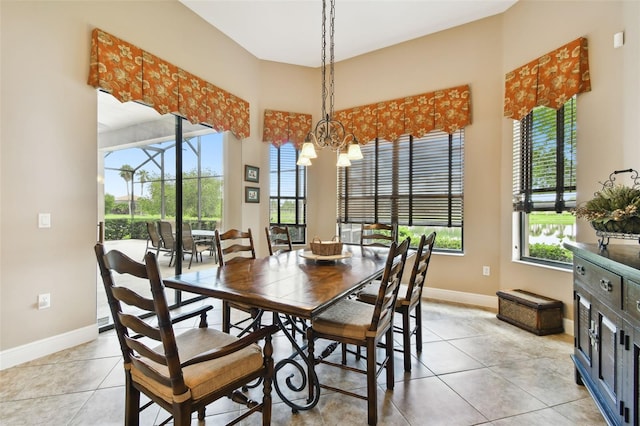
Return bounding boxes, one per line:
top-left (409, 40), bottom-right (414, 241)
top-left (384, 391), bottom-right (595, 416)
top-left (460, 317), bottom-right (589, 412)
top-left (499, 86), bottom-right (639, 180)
top-left (329, 0), bottom-right (335, 118)
top-left (298, 0), bottom-right (362, 167)
top-left (321, 0), bottom-right (328, 119)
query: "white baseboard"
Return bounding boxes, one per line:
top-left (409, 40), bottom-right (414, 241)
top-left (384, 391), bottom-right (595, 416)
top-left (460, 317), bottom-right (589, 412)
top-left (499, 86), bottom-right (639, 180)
top-left (563, 318), bottom-right (575, 337)
top-left (0, 325), bottom-right (98, 370)
top-left (423, 287), bottom-right (575, 337)
top-left (423, 287), bottom-right (499, 310)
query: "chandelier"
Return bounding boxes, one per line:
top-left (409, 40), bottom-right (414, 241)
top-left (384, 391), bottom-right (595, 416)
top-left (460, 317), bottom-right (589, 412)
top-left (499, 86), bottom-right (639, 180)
top-left (297, 0), bottom-right (362, 168)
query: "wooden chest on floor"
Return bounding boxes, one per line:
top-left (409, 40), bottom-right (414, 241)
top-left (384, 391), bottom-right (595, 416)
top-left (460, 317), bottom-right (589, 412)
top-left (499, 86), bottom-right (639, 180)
top-left (496, 289), bottom-right (564, 335)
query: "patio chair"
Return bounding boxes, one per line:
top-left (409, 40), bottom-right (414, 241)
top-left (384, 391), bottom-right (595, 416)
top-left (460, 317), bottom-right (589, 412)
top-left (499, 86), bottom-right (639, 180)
top-left (158, 221), bottom-right (176, 266)
top-left (143, 221), bottom-right (172, 260)
top-left (94, 243), bottom-right (277, 426)
top-left (182, 222), bottom-right (214, 269)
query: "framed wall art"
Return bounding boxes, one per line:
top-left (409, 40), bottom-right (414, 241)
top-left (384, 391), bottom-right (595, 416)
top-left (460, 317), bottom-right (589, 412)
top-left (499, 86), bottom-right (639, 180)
top-left (245, 186), bottom-right (260, 203)
top-left (245, 165), bottom-right (259, 183)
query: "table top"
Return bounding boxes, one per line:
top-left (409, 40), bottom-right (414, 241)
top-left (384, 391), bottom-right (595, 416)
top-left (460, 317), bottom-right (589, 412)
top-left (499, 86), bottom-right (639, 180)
top-left (164, 246), bottom-right (390, 319)
top-left (191, 229), bottom-right (216, 237)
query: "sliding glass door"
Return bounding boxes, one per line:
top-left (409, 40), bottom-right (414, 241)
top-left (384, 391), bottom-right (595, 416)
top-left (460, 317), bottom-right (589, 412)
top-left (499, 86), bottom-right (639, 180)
top-left (97, 90), bottom-right (223, 329)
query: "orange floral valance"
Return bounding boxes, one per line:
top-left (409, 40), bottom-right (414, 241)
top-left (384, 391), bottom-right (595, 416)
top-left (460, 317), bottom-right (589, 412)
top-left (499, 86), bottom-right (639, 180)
top-left (504, 37), bottom-right (591, 121)
top-left (335, 84), bottom-right (471, 144)
top-left (262, 109), bottom-right (312, 149)
top-left (88, 28), bottom-right (250, 139)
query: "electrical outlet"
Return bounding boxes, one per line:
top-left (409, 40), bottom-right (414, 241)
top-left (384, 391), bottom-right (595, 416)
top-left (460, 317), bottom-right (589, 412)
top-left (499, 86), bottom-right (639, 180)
top-left (38, 293), bottom-right (51, 310)
top-left (482, 266), bottom-right (490, 276)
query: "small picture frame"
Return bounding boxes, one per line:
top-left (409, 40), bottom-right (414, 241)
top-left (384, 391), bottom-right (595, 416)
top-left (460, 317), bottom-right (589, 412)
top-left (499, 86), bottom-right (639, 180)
top-left (245, 186), bottom-right (260, 203)
top-left (245, 165), bottom-right (259, 183)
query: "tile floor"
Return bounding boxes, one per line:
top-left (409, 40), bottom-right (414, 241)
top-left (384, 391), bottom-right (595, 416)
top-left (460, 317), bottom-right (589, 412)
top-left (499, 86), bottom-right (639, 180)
top-left (0, 298), bottom-right (606, 425)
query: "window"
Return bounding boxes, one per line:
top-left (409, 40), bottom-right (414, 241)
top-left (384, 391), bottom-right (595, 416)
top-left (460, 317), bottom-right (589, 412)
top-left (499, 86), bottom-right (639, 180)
top-left (338, 130), bottom-right (464, 251)
top-left (269, 144), bottom-right (307, 244)
top-left (512, 96), bottom-right (576, 266)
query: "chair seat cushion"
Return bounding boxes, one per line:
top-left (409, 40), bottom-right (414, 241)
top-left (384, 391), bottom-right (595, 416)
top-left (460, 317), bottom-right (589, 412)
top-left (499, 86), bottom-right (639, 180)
top-left (131, 328), bottom-right (263, 402)
top-left (313, 298), bottom-right (383, 340)
top-left (357, 281), bottom-right (412, 307)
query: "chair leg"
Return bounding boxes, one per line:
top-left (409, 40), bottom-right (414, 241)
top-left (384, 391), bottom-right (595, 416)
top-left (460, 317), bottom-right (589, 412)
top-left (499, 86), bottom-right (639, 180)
top-left (385, 328), bottom-right (395, 389)
top-left (402, 309), bottom-right (412, 372)
top-left (222, 300), bottom-right (231, 333)
top-left (188, 250), bottom-right (194, 269)
top-left (366, 339), bottom-right (378, 426)
top-left (124, 375), bottom-right (140, 426)
top-left (172, 402), bottom-right (191, 426)
top-left (415, 302), bottom-right (423, 354)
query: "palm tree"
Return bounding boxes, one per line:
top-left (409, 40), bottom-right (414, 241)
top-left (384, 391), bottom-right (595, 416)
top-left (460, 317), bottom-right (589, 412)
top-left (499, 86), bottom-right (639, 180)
top-left (119, 164), bottom-right (134, 213)
top-left (137, 169), bottom-right (149, 197)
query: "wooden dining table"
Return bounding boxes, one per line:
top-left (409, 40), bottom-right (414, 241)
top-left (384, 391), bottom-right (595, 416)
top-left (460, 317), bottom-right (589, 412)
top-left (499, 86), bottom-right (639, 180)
top-left (163, 245), bottom-right (391, 411)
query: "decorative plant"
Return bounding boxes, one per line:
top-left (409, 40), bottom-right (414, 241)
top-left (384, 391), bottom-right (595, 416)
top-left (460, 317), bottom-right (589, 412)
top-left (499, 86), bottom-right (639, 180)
top-left (574, 184), bottom-right (640, 232)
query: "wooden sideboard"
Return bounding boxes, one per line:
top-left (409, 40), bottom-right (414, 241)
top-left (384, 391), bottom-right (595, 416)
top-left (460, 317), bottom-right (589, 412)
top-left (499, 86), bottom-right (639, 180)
top-left (565, 242), bottom-right (640, 426)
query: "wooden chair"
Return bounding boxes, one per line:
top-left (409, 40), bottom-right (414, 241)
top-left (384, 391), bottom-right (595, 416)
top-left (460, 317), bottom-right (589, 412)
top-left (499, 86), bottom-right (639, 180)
top-left (265, 225), bottom-right (308, 336)
top-left (357, 232), bottom-right (437, 371)
top-left (214, 228), bottom-right (260, 334)
top-left (307, 237), bottom-right (410, 425)
top-left (265, 225), bottom-right (293, 255)
top-left (158, 221), bottom-right (177, 266)
top-left (360, 223), bottom-right (396, 248)
top-left (182, 222), bottom-right (214, 269)
top-left (94, 243), bottom-right (277, 426)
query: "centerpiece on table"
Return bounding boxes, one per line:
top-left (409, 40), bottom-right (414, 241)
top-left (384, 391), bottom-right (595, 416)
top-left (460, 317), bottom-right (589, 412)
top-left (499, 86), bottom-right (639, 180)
top-left (310, 236), bottom-right (343, 256)
top-left (573, 169), bottom-right (640, 236)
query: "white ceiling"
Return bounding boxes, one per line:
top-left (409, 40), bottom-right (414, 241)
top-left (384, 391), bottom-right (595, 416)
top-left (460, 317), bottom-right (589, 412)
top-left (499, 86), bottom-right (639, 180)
top-left (100, 0), bottom-right (518, 138)
top-left (179, 0), bottom-right (518, 68)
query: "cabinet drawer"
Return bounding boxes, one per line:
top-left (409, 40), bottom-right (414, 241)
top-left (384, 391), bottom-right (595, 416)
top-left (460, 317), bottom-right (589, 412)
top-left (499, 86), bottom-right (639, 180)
top-left (626, 279), bottom-right (640, 322)
top-left (574, 258), bottom-right (622, 310)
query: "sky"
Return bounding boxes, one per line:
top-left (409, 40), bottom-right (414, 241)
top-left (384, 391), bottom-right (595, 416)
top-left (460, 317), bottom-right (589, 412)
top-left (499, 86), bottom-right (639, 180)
top-left (103, 133), bottom-right (224, 198)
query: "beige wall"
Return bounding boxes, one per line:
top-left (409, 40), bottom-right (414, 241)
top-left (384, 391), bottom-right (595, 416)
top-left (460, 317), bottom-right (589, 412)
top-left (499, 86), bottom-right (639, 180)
top-left (1, 0), bottom-right (635, 360)
top-left (499, 0), bottom-right (631, 319)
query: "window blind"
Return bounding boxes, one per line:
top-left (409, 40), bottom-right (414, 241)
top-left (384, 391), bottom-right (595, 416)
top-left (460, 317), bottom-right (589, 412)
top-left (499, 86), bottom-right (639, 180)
top-left (513, 97), bottom-right (576, 213)
top-left (269, 144), bottom-right (306, 243)
top-left (338, 130), bottom-right (464, 227)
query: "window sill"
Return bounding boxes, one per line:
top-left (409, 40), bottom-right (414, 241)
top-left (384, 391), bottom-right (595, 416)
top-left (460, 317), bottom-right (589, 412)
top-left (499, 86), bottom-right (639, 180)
top-left (512, 259), bottom-right (572, 273)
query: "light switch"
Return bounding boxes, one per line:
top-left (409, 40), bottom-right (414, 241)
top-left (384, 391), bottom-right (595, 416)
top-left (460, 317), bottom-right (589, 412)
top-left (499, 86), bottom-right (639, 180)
top-left (614, 31), bottom-right (624, 48)
top-left (38, 213), bottom-right (51, 228)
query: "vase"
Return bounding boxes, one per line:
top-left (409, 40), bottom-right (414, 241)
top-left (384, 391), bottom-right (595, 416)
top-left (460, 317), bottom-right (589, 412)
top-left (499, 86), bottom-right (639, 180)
top-left (591, 217), bottom-right (640, 234)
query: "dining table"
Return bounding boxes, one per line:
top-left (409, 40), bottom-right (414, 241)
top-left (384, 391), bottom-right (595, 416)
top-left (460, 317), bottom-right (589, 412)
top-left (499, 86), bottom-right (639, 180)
top-left (163, 244), bottom-right (391, 412)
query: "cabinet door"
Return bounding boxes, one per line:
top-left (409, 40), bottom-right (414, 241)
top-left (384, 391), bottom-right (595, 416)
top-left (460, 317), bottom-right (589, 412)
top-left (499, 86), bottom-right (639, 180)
top-left (627, 325), bottom-right (639, 425)
top-left (575, 288), bottom-right (593, 375)
top-left (595, 301), bottom-right (623, 422)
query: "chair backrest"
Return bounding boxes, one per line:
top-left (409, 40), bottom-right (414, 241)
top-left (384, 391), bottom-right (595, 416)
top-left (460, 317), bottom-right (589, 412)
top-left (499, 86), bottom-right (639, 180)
top-left (265, 225), bottom-right (293, 255)
top-left (402, 232), bottom-right (436, 303)
top-left (182, 222), bottom-right (195, 251)
top-left (146, 222), bottom-right (163, 249)
top-left (360, 223), bottom-right (396, 247)
top-left (158, 221), bottom-right (176, 249)
top-left (94, 243), bottom-right (188, 395)
top-left (215, 228), bottom-right (256, 266)
top-left (369, 237), bottom-right (410, 333)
